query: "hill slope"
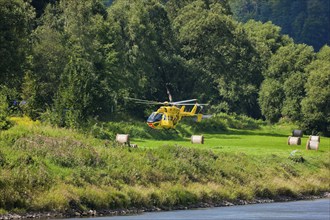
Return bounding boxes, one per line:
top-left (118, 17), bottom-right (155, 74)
top-left (229, 0), bottom-right (330, 51)
top-left (0, 118), bottom-right (329, 216)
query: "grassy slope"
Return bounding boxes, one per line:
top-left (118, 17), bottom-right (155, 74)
top-left (0, 117), bottom-right (329, 214)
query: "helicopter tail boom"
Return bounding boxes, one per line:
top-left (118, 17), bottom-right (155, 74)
top-left (179, 104), bottom-right (202, 120)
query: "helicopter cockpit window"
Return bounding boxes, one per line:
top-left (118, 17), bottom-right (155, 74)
top-left (147, 113), bottom-right (163, 122)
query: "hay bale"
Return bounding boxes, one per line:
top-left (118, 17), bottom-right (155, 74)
top-left (287, 136), bottom-right (301, 145)
top-left (309, 135), bottom-right (320, 142)
top-left (292, 130), bottom-right (303, 137)
top-left (306, 140), bottom-right (319, 150)
top-left (116, 134), bottom-right (130, 145)
top-left (191, 135), bottom-right (204, 144)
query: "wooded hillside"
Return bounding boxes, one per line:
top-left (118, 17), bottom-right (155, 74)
top-left (0, 0), bottom-right (329, 135)
top-left (229, 0), bottom-right (330, 51)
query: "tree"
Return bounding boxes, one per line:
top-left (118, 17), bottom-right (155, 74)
top-left (300, 0), bottom-right (330, 51)
top-left (0, 0), bottom-right (35, 90)
top-left (258, 79), bottom-right (284, 123)
top-left (53, 50), bottom-right (97, 128)
top-left (30, 0), bottom-right (56, 17)
top-left (166, 0), bottom-right (231, 20)
top-left (230, 0), bottom-right (330, 51)
top-left (243, 20), bottom-right (292, 69)
top-left (258, 43), bottom-right (314, 122)
top-left (108, 0), bottom-right (195, 109)
top-left (173, 0), bottom-right (263, 117)
top-left (281, 72), bottom-right (307, 121)
top-left (22, 4), bottom-right (68, 119)
top-left (23, 0), bottom-right (120, 126)
top-left (280, 44), bottom-right (314, 121)
top-left (301, 45), bottom-right (330, 136)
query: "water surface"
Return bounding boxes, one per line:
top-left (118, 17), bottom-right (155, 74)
top-left (67, 199), bottom-right (330, 220)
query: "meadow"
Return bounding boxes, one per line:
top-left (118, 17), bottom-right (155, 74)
top-left (0, 116), bottom-right (329, 215)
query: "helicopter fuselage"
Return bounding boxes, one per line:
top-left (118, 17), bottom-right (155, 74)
top-left (147, 105), bottom-right (202, 129)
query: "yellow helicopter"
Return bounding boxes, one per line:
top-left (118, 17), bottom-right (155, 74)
top-left (128, 98), bottom-right (209, 129)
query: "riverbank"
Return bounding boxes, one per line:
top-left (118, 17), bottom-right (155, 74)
top-left (0, 122), bottom-right (329, 219)
top-left (1, 193), bottom-right (329, 219)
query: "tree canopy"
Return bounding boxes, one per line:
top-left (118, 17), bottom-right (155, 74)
top-left (0, 0), bottom-right (329, 135)
top-left (229, 0), bottom-right (330, 51)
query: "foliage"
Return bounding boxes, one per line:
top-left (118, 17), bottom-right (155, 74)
top-left (188, 113), bottom-right (264, 133)
top-left (0, 0), bottom-right (35, 90)
top-left (0, 86), bottom-right (19, 130)
top-left (87, 113), bottom-right (266, 142)
top-left (0, 94), bottom-right (11, 130)
top-left (216, 113), bottom-right (265, 129)
top-left (172, 0), bottom-right (263, 117)
top-left (301, 45), bottom-right (330, 136)
top-left (0, 122), bottom-right (329, 213)
top-left (229, 0), bottom-right (330, 51)
top-left (30, 0), bottom-right (56, 17)
top-left (190, 117), bottom-right (228, 133)
top-left (108, 0), bottom-right (188, 107)
top-left (258, 43), bottom-right (315, 122)
top-left (0, 0), bottom-right (329, 213)
top-left (242, 20), bottom-right (292, 70)
top-left (9, 116), bottom-right (40, 127)
top-left (258, 79), bottom-right (284, 123)
top-left (0, 0), bottom-right (328, 135)
top-left (25, 0), bottom-right (120, 126)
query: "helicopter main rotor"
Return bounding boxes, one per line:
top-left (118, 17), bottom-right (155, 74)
top-left (126, 98), bottom-right (208, 106)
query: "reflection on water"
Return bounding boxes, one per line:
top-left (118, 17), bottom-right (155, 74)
top-left (66, 199), bottom-right (330, 220)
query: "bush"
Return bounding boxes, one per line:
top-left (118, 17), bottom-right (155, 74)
top-left (89, 121), bottom-right (184, 140)
top-left (88, 113), bottom-right (264, 140)
top-left (188, 113), bottom-right (264, 132)
top-left (216, 113), bottom-right (265, 129)
top-left (192, 116), bottom-right (228, 133)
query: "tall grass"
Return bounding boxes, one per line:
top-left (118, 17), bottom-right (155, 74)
top-left (0, 116), bottom-right (329, 214)
top-left (88, 113), bottom-right (265, 140)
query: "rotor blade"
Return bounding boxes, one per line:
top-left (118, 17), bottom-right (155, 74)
top-left (135, 101), bottom-right (164, 105)
top-left (175, 103), bottom-right (209, 106)
top-left (126, 98), bottom-right (163, 105)
top-left (171, 99), bottom-right (197, 105)
top-left (126, 98), bottom-right (154, 102)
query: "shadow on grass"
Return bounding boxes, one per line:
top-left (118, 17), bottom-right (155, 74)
top-left (141, 127), bottom-right (289, 141)
top-left (204, 129), bottom-right (288, 138)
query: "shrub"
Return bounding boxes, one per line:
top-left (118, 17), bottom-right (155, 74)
top-left (216, 113), bottom-right (265, 129)
top-left (192, 116), bottom-right (228, 133)
top-left (10, 116), bottom-right (40, 127)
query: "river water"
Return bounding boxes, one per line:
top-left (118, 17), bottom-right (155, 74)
top-left (67, 199), bottom-right (330, 220)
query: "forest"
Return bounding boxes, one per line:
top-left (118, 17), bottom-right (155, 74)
top-left (0, 0), bottom-right (329, 136)
top-left (229, 0), bottom-right (330, 51)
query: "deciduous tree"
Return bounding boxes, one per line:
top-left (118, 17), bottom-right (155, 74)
top-left (301, 45), bottom-right (330, 136)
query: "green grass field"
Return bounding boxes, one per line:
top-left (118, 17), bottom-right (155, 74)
top-left (133, 125), bottom-right (329, 156)
top-left (0, 117), bottom-right (329, 214)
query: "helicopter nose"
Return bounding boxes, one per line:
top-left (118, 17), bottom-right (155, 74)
top-left (148, 123), bottom-right (155, 129)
